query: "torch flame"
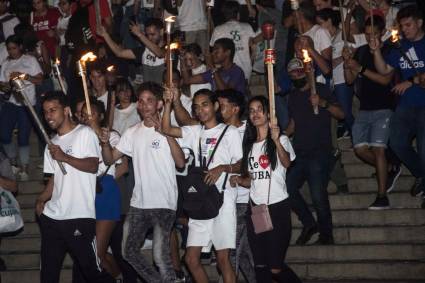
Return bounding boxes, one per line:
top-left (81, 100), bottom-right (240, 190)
top-left (55, 58), bottom-right (60, 65)
top-left (165, 16), bottom-right (176, 23)
top-left (391, 29), bottom-right (399, 43)
top-left (107, 65), bottom-right (115, 72)
top-left (80, 52), bottom-right (97, 62)
top-left (18, 74), bottom-right (26, 80)
top-left (302, 49), bottom-right (312, 63)
top-left (170, 42), bottom-right (179, 50)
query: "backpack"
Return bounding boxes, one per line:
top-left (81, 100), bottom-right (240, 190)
top-left (180, 125), bottom-right (230, 220)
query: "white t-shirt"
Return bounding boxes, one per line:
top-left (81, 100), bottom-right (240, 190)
top-left (0, 13), bottom-right (20, 41)
top-left (142, 48), bottom-right (165, 66)
top-left (210, 20), bottom-right (255, 80)
top-left (303, 25), bottom-right (332, 84)
top-left (57, 15), bottom-right (71, 46)
top-left (112, 102), bottom-right (141, 135)
top-left (190, 64), bottom-right (211, 97)
top-left (235, 121), bottom-right (249, 204)
top-left (43, 125), bottom-right (101, 220)
top-left (0, 54), bottom-right (42, 106)
top-left (332, 30), bottom-right (345, 85)
top-left (98, 130), bottom-right (121, 178)
top-left (252, 29), bottom-right (275, 74)
top-left (179, 123), bottom-right (243, 202)
top-left (96, 91), bottom-right (108, 109)
top-left (177, 0), bottom-right (207, 32)
top-left (116, 122), bottom-right (178, 210)
top-left (171, 94), bottom-right (192, 127)
top-left (249, 135), bottom-right (295, 205)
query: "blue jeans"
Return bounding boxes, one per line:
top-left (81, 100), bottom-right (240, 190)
top-left (286, 151), bottom-right (333, 237)
top-left (334, 83), bottom-right (354, 132)
top-left (389, 106), bottom-right (425, 183)
top-left (0, 102), bottom-right (32, 146)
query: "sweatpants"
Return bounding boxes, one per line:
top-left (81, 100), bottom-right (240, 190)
top-left (39, 214), bottom-right (115, 283)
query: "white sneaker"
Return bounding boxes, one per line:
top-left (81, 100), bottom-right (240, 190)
top-left (18, 171), bottom-right (29, 181)
top-left (11, 165), bottom-right (20, 175)
top-left (141, 239), bottom-right (152, 250)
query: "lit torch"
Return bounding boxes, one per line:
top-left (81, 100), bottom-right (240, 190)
top-left (165, 16), bottom-right (176, 88)
top-left (390, 29), bottom-right (400, 46)
top-left (261, 22), bottom-right (277, 125)
top-left (53, 58), bottom-right (67, 95)
top-left (10, 75), bottom-right (67, 175)
top-left (77, 52), bottom-right (97, 118)
top-left (302, 49), bottom-right (319, 115)
top-left (105, 65), bottom-right (116, 129)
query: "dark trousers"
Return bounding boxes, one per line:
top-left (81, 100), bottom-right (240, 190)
top-left (39, 214), bottom-right (115, 283)
top-left (287, 151), bottom-right (333, 237)
top-left (247, 200), bottom-right (293, 282)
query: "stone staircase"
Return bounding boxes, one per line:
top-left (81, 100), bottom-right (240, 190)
top-left (1, 75), bottom-right (425, 282)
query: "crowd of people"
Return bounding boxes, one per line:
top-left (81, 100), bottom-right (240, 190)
top-left (0, 0), bottom-right (424, 282)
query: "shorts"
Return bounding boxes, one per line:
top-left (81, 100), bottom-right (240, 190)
top-left (186, 190), bottom-right (237, 252)
top-left (95, 175), bottom-right (121, 221)
top-left (352, 109), bottom-right (393, 148)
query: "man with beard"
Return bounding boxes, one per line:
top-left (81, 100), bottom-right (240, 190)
top-left (36, 91), bottom-right (114, 283)
top-left (285, 57), bottom-right (344, 246)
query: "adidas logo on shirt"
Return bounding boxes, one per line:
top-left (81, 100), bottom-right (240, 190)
top-left (399, 47), bottom-right (425, 69)
top-left (188, 186), bottom-right (197, 193)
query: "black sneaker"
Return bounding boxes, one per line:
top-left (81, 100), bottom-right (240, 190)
top-left (337, 184), bottom-right (349, 194)
top-left (313, 235), bottom-right (334, 245)
top-left (386, 165), bottom-right (402, 194)
top-left (295, 225), bottom-right (318, 245)
top-left (368, 195), bottom-right (390, 210)
top-left (410, 178), bottom-right (424, 197)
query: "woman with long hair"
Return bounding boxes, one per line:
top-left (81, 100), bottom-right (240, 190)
top-left (77, 98), bottom-right (127, 280)
top-left (229, 96), bottom-right (302, 283)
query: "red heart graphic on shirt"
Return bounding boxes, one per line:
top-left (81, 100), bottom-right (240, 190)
top-left (259, 155), bottom-right (269, 169)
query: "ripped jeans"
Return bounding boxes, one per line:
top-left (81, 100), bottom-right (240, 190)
top-left (124, 207), bottom-right (176, 283)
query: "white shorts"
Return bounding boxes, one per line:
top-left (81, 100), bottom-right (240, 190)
top-left (186, 190), bottom-right (237, 252)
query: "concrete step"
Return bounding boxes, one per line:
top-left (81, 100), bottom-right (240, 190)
top-left (328, 192), bottom-right (422, 210)
top-left (9, 224), bottom-right (425, 249)
top-left (19, 206), bottom-right (425, 228)
top-left (292, 261), bottom-right (425, 281)
top-left (344, 163), bottom-right (412, 178)
top-left (3, 235), bottom-right (425, 261)
top-left (2, 259), bottom-right (425, 282)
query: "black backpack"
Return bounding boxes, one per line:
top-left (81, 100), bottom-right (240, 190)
top-left (180, 125), bottom-right (230, 220)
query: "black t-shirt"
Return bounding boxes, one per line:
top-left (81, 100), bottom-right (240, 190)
top-left (65, 5), bottom-right (96, 58)
top-left (288, 83), bottom-right (335, 155)
top-left (354, 44), bottom-right (395, 110)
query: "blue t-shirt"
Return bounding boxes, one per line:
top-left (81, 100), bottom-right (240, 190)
top-left (385, 36), bottom-right (425, 107)
top-left (202, 64), bottom-right (246, 95)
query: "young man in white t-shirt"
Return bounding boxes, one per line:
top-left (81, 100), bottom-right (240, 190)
top-left (210, 1), bottom-right (255, 81)
top-left (216, 90), bottom-right (256, 283)
top-left (295, 1), bottom-right (332, 83)
top-left (99, 82), bottom-right (185, 282)
top-left (162, 88), bottom-right (242, 283)
top-left (36, 92), bottom-right (114, 283)
top-left (177, 0), bottom-right (208, 52)
top-left (98, 18), bottom-right (165, 85)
